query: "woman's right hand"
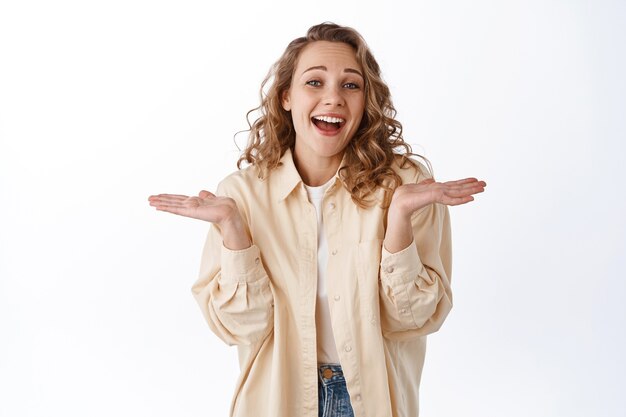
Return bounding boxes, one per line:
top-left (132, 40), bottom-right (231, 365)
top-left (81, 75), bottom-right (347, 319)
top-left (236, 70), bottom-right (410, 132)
top-left (148, 190), bottom-right (251, 250)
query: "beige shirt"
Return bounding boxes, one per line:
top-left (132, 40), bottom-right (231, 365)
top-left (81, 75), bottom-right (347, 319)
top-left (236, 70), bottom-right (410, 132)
top-left (304, 178), bottom-right (341, 364)
top-left (191, 148), bottom-right (453, 417)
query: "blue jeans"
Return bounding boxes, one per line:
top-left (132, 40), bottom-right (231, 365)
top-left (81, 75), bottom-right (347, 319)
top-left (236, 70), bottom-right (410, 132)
top-left (318, 363), bottom-right (355, 417)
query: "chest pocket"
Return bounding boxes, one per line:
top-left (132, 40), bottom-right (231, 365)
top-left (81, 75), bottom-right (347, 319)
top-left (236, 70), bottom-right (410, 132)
top-left (356, 239), bottom-right (383, 326)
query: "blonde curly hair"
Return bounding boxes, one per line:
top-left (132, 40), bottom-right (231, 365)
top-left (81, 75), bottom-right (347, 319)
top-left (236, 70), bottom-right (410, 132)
top-left (237, 22), bottom-right (430, 208)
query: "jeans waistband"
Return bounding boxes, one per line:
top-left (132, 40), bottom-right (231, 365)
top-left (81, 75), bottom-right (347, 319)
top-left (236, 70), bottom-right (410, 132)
top-left (318, 363), bottom-right (345, 386)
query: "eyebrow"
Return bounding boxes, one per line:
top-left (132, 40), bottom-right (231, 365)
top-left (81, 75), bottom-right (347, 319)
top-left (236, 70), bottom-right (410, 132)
top-left (301, 65), bottom-right (363, 78)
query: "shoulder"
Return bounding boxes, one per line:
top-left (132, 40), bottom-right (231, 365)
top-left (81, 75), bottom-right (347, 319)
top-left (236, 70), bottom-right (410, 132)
top-left (216, 164), bottom-right (264, 198)
top-left (390, 153), bottom-right (433, 185)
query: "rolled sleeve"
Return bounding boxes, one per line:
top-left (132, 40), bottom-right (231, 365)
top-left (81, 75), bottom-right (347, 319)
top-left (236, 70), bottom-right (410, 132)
top-left (378, 202), bottom-right (453, 340)
top-left (221, 244), bottom-right (266, 284)
top-left (192, 222), bottom-right (274, 346)
top-left (381, 240), bottom-right (434, 288)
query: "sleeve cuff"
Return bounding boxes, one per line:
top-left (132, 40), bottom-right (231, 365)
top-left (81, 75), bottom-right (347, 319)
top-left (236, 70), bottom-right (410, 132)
top-left (380, 239), bottom-right (429, 285)
top-left (220, 244), bottom-right (266, 284)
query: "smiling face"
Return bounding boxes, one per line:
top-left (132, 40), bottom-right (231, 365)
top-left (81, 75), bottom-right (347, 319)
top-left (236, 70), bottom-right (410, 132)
top-left (282, 41), bottom-right (365, 185)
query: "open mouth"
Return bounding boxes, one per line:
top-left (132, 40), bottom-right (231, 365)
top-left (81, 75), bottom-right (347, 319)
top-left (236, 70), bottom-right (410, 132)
top-left (311, 115), bottom-right (345, 134)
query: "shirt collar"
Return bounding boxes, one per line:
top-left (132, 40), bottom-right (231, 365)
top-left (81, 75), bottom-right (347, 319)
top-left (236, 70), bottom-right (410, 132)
top-left (276, 148), bottom-right (302, 201)
top-left (275, 148), bottom-right (348, 202)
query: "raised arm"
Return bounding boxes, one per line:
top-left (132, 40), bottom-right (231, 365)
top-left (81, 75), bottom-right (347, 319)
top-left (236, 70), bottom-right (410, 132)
top-left (384, 177), bottom-right (485, 253)
top-left (148, 190), bottom-right (251, 250)
top-left (148, 187), bottom-right (274, 346)
top-left (378, 175), bottom-right (486, 341)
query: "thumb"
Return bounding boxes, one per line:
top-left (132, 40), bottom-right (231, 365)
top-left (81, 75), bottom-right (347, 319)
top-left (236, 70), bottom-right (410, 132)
top-left (198, 190), bottom-right (214, 198)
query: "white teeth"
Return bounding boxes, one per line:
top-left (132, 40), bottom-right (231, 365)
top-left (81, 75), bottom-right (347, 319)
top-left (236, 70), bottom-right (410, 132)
top-left (313, 115), bottom-right (345, 124)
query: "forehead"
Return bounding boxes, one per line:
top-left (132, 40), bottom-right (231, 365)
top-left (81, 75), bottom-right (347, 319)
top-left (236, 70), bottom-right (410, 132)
top-left (295, 41), bottom-right (361, 73)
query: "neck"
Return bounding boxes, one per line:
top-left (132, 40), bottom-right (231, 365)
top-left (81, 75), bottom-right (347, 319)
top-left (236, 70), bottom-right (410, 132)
top-left (293, 153), bottom-right (342, 186)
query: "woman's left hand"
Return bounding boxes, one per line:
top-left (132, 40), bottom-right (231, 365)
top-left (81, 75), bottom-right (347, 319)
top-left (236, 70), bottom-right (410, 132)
top-left (384, 177), bottom-right (486, 253)
top-left (390, 177), bottom-right (486, 218)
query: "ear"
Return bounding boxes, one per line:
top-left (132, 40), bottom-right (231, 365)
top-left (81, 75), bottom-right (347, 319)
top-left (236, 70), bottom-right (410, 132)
top-left (281, 89), bottom-right (291, 111)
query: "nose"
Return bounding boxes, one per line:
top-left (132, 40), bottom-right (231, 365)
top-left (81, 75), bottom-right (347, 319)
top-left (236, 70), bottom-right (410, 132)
top-left (323, 85), bottom-right (345, 106)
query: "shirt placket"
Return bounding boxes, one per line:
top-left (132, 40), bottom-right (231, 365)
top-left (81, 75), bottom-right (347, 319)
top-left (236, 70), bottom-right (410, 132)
top-left (323, 187), bottom-right (364, 414)
top-left (298, 186), bottom-right (321, 416)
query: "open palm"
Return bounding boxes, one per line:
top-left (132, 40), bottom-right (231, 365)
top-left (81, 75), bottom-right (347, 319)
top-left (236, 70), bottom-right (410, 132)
top-left (391, 177), bottom-right (487, 216)
top-left (148, 190), bottom-right (238, 224)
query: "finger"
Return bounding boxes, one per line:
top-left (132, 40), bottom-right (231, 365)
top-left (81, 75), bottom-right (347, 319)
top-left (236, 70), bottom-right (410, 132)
top-left (445, 180), bottom-right (486, 191)
top-left (441, 195), bottom-right (475, 206)
top-left (458, 180), bottom-right (486, 188)
top-left (155, 206), bottom-right (193, 217)
top-left (149, 197), bottom-right (195, 209)
top-left (444, 187), bottom-right (485, 201)
top-left (198, 190), bottom-right (215, 198)
top-left (418, 178), bottom-right (436, 184)
top-left (149, 195), bottom-right (191, 204)
top-left (443, 178), bottom-right (479, 186)
top-left (151, 193), bottom-right (191, 199)
top-left (150, 200), bottom-right (184, 208)
top-left (444, 185), bottom-right (485, 197)
top-left (148, 197), bottom-right (190, 207)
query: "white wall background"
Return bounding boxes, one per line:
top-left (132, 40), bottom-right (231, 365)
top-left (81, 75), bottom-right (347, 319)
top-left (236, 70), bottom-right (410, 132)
top-left (1, 1), bottom-right (624, 416)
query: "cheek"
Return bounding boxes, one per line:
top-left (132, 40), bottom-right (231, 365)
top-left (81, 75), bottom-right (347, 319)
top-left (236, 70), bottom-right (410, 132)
top-left (291, 96), bottom-right (312, 117)
top-left (352, 97), bottom-right (365, 118)
top-left (353, 104), bottom-right (365, 127)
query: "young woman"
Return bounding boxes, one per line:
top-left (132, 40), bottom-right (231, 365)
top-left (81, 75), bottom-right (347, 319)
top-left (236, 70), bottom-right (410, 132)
top-left (149, 22), bottom-right (486, 417)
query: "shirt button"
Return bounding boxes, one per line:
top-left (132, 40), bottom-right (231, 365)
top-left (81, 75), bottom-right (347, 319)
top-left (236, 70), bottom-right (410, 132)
top-left (334, 295), bottom-right (340, 301)
top-left (385, 265), bottom-right (394, 273)
top-left (332, 249), bottom-right (338, 255)
top-left (355, 394), bottom-right (361, 401)
top-left (329, 202), bottom-right (336, 210)
top-left (344, 345), bottom-right (352, 352)
top-left (400, 308), bottom-right (407, 314)
top-left (255, 258), bottom-right (260, 265)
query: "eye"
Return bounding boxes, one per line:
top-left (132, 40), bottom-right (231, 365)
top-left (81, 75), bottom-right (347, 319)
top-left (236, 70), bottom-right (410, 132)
top-left (343, 82), bottom-right (360, 90)
top-left (306, 80), bottom-right (321, 87)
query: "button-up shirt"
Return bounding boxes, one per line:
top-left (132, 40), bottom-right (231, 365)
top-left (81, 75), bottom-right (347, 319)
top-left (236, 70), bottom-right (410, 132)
top-left (191, 148), bottom-right (452, 417)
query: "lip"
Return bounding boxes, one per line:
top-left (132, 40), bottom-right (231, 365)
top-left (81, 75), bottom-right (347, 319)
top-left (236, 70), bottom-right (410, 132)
top-left (311, 113), bottom-right (347, 137)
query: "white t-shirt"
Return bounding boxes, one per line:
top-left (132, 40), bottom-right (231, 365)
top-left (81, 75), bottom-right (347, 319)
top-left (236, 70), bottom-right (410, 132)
top-left (304, 178), bottom-right (340, 365)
